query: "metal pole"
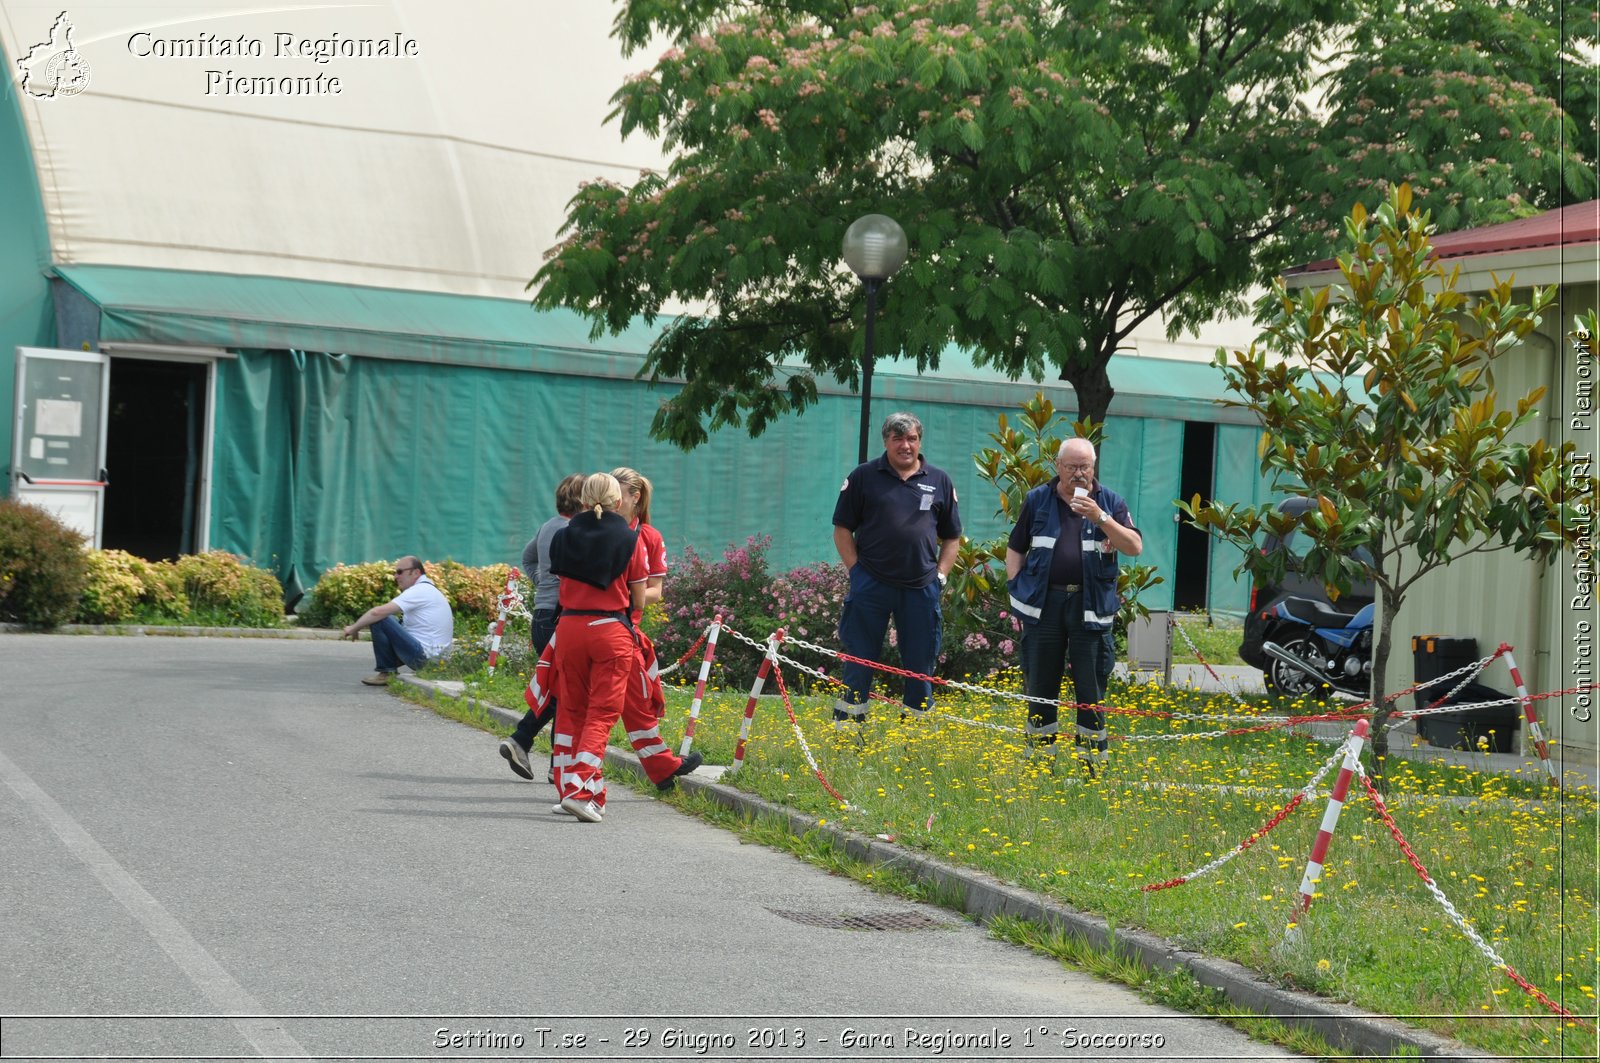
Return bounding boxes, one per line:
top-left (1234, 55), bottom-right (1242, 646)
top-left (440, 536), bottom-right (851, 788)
top-left (858, 277), bottom-right (881, 464)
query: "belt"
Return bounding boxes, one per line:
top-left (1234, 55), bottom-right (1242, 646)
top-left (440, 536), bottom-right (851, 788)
top-left (1049, 583), bottom-right (1081, 593)
top-left (559, 608), bottom-right (638, 640)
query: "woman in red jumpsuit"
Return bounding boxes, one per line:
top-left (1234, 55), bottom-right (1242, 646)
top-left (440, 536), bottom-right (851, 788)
top-left (612, 467), bottom-right (703, 790)
top-left (546, 473), bottom-right (648, 822)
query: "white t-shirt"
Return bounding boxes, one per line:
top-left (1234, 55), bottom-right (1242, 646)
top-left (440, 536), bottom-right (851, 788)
top-left (392, 575), bottom-right (454, 657)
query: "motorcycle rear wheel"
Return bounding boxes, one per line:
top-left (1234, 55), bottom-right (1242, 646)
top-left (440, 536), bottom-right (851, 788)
top-left (1264, 635), bottom-right (1331, 701)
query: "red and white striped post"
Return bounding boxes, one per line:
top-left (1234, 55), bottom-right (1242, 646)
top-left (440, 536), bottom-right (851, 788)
top-left (1500, 645), bottom-right (1559, 789)
top-left (678, 617), bottom-right (722, 757)
top-left (485, 567), bottom-right (523, 678)
top-left (1294, 717), bottom-right (1369, 920)
top-left (729, 629), bottom-right (783, 774)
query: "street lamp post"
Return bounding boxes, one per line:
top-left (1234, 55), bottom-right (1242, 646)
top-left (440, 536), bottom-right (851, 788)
top-left (841, 213), bottom-right (908, 463)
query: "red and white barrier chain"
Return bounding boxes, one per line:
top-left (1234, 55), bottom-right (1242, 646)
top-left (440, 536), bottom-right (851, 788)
top-left (1167, 615), bottom-right (1252, 705)
top-left (693, 622), bottom-right (1588, 1029)
top-left (1356, 764), bottom-right (1590, 1030)
top-left (723, 624), bottom-right (1022, 735)
top-left (484, 568), bottom-right (524, 678)
top-left (677, 617), bottom-right (722, 758)
top-left (657, 628), bottom-right (709, 679)
top-left (1293, 718), bottom-right (1369, 920)
top-left (756, 628), bottom-right (1384, 741)
top-left (1139, 742), bottom-right (1348, 893)
top-left (770, 656), bottom-right (860, 812)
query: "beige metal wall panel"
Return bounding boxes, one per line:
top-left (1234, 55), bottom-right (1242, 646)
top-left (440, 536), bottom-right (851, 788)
top-left (1398, 280), bottom-right (1600, 764)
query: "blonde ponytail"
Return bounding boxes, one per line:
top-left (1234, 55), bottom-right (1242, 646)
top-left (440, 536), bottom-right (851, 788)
top-left (578, 472), bottom-right (623, 515)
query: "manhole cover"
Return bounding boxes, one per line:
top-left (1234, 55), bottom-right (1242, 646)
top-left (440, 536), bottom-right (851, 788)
top-left (766, 908), bottom-right (947, 932)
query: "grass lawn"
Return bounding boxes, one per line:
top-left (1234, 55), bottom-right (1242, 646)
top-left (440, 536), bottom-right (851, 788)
top-left (424, 637), bottom-right (1596, 1061)
top-left (1170, 612), bottom-right (1247, 666)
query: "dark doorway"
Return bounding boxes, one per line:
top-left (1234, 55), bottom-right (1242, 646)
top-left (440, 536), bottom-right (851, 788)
top-left (1173, 421), bottom-right (1216, 612)
top-left (102, 359), bottom-right (208, 560)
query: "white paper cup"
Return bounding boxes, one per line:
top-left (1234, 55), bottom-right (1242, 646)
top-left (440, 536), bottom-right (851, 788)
top-left (1073, 487), bottom-right (1088, 499)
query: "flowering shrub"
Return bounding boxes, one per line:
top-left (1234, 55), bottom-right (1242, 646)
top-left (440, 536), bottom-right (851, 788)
top-left (77, 550), bottom-right (190, 623)
top-left (297, 561), bottom-right (395, 627)
top-left (170, 551), bottom-right (284, 627)
top-left (0, 498), bottom-right (88, 628)
top-left (136, 561), bottom-right (189, 619)
top-left (78, 549), bottom-right (149, 622)
top-left (426, 560), bottom-right (513, 619)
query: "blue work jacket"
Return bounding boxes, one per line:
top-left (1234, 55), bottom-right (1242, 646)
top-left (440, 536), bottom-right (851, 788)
top-left (1007, 479), bottom-right (1128, 631)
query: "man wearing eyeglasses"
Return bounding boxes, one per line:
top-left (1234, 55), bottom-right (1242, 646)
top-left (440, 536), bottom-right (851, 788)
top-left (342, 556), bottom-right (455, 686)
top-left (1004, 438), bottom-right (1142, 770)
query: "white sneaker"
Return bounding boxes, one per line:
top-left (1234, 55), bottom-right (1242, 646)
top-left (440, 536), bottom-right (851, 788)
top-left (559, 796), bottom-right (604, 822)
top-left (551, 802), bottom-right (571, 816)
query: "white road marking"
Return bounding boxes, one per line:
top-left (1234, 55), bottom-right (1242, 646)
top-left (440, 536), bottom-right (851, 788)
top-left (0, 746), bottom-right (311, 1059)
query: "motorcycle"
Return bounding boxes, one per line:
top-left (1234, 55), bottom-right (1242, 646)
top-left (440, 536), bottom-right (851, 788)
top-left (1260, 596), bottom-right (1375, 699)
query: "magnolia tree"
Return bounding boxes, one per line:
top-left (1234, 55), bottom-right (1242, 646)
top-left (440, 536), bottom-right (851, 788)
top-left (1182, 187), bottom-right (1598, 773)
top-left (531, 0), bottom-right (1595, 448)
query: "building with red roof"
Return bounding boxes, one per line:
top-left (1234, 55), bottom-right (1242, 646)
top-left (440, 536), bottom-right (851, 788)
top-left (1287, 199), bottom-right (1598, 767)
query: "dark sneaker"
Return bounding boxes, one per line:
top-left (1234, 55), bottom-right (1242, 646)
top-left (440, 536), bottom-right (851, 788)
top-left (656, 750), bottom-right (704, 791)
top-left (499, 739), bottom-right (533, 781)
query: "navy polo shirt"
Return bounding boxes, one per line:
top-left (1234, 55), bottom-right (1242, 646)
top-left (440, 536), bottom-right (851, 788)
top-left (833, 454), bottom-right (962, 588)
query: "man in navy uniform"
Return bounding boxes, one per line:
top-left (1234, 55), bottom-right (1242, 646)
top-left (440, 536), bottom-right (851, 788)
top-left (831, 412), bottom-right (963, 727)
top-left (1005, 437), bottom-right (1142, 768)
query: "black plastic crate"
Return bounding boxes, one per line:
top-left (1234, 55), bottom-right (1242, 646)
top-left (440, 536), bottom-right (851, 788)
top-left (1415, 681), bottom-right (1519, 752)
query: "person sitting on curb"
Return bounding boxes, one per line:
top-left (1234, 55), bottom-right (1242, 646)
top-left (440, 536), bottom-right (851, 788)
top-left (342, 556), bottom-right (454, 686)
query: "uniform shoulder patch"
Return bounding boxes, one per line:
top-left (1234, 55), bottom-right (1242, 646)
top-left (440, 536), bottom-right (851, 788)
top-left (840, 479), bottom-right (850, 491)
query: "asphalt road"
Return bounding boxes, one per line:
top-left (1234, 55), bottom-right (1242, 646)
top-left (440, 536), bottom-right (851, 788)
top-left (0, 633), bottom-right (1304, 1062)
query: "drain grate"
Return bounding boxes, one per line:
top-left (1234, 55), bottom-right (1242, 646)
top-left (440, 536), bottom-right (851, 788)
top-left (766, 908), bottom-right (948, 932)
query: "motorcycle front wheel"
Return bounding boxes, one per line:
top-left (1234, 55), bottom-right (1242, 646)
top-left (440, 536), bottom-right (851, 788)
top-left (1264, 635), bottom-right (1331, 701)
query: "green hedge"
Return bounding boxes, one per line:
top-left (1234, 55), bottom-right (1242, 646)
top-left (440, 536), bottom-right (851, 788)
top-left (77, 548), bottom-right (285, 627)
top-left (0, 499), bottom-right (88, 628)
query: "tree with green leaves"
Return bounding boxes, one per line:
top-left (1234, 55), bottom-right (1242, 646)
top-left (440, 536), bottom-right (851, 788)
top-left (530, 0), bottom-right (1595, 449)
top-left (1181, 186), bottom-right (1597, 775)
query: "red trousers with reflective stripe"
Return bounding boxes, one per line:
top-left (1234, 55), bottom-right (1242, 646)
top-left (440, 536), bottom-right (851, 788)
top-left (623, 630), bottom-right (684, 785)
top-left (551, 615), bottom-right (634, 808)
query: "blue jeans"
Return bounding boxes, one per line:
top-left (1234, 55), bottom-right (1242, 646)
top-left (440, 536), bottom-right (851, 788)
top-left (834, 566), bottom-right (942, 721)
top-left (512, 609), bottom-right (560, 752)
top-left (370, 615), bottom-right (428, 672)
top-left (1019, 586), bottom-right (1113, 751)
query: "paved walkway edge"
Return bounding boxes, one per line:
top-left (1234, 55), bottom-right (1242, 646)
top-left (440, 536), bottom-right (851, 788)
top-left (0, 622), bottom-right (343, 638)
top-left (397, 675), bottom-right (1497, 1063)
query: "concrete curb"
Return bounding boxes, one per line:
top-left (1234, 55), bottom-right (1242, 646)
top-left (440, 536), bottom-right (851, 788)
top-left (397, 674), bottom-right (1498, 1063)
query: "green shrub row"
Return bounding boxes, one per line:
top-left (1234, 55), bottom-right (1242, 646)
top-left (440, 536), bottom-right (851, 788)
top-left (78, 549), bottom-right (285, 627)
top-left (0, 498), bottom-right (285, 628)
